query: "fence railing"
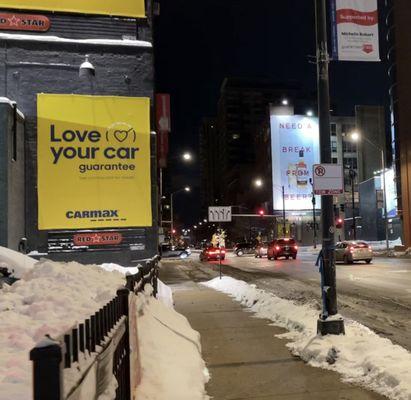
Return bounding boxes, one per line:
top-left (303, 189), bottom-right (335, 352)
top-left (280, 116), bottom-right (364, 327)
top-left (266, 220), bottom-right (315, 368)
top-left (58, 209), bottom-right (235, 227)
top-left (29, 256), bottom-right (160, 400)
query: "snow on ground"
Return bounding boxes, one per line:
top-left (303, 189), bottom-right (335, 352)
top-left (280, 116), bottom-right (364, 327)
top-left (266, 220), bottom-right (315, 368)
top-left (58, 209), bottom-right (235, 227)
top-left (0, 256), bottom-right (124, 400)
top-left (135, 285), bottom-right (209, 400)
top-left (203, 276), bottom-right (411, 400)
top-left (0, 245), bottom-right (37, 278)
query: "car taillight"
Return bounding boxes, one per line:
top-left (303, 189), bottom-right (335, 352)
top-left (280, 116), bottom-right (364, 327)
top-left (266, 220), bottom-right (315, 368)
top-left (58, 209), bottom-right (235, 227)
top-left (221, 250), bottom-right (226, 254)
top-left (349, 246), bottom-right (354, 253)
top-left (368, 246), bottom-right (372, 250)
top-left (294, 246), bottom-right (298, 250)
top-left (275, 246), bottom-right (280, 251)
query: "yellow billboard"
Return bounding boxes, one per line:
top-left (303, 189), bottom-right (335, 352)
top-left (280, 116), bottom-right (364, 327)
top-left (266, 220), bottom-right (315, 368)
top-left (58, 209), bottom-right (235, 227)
top-left (0, 0), bottom-right (145, 18)
top-left (37, 94), bottom-right (152, 230)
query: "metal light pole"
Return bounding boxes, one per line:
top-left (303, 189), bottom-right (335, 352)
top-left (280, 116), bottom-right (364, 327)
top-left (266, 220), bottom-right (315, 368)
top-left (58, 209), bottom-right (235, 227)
top-left (170, 186), bottom-right (191, 241)
top-left (349, 168), bottom-right (357, 240)
top-left (282, 186), bottom-right (286, 236)
top-left (381, 149), bottom-right (389, 251)
top-left (315, 0), bottom-right (344, 335)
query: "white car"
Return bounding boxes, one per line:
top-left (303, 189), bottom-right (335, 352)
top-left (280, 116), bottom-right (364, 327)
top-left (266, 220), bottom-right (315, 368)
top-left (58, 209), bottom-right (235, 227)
top-left (335, 241), bottom-right (373, 264)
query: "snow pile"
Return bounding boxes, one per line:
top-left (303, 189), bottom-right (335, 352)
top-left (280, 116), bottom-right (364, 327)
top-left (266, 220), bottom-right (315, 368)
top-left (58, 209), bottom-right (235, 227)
top-left (0, 258), bottom-right (124, 400)
top-left (0, 245), bottom-right (37, 278)
top-left (203, 276), bottom-right (411, 400)
top-left (100, 262), bottom-right (140, 275)
top-left (135, 285), bottom-right (209, 400)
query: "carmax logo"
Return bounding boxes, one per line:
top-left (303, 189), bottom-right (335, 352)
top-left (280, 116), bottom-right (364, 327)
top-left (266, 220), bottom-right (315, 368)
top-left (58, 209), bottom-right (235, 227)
top-left (66, 210), bottom-right (119, 219)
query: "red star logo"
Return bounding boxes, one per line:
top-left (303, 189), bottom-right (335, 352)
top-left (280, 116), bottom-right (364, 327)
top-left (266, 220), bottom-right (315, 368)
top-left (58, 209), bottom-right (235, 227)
top-left (91, 234), bottom-right (102, 244)
top-left (7, 15), bottom-right (20, 27)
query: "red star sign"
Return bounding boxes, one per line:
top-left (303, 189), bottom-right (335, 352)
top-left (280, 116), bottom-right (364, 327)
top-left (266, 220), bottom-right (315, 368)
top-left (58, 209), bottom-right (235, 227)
top-left (7, 15), bottom-right (20, 26)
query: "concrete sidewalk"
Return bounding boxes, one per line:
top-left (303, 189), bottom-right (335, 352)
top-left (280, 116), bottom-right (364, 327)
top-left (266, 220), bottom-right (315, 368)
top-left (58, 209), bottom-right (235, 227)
top-left (161, 262), bottom-right (385, 400)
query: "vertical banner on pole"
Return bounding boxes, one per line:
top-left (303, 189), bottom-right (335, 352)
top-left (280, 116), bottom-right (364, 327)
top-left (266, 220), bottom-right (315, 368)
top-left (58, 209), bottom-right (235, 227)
top-left (331, 0), bottom-right (380, 62)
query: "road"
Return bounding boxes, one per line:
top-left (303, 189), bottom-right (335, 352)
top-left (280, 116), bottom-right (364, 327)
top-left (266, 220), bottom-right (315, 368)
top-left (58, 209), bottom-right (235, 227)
top-left (162, 250), bottom-right (411, 351)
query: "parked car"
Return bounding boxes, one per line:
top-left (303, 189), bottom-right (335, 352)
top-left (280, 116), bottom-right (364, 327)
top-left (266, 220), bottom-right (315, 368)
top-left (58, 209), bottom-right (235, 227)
top-left (267, 238), bottom-right (298, 260)
top-left (233, 242), bottom-right (256, 256)
top-left (159, 243), bottom-right (191, 259)
top-left (199, 246), bottom-right (226, 262)
top-left (335, 241), bottom-right (372, 264)
top-left (254, 242), bottom-right (269, 258)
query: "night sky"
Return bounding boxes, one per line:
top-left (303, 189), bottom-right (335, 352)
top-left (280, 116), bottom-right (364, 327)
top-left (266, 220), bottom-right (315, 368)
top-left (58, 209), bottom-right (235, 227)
top-left (154, 0), bottom-right (389, 227)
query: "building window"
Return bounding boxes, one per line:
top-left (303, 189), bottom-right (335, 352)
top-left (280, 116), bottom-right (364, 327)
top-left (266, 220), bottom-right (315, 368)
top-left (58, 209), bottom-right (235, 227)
top-left (342, 123), bottom-right (355, 135)
top-left (332, 157), bottom-right (338, 164)
top-left (330, 123), bottom-right (337, 136)
top-left (343, 157), bottom-right (357, 169)
top-left (331, 141), bottom-right (337, 152)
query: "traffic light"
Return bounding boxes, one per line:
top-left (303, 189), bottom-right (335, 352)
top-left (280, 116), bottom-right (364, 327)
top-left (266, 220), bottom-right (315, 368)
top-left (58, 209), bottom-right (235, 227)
top-left (258, 209), bottom-right (265, 216)
top-left (335, 218), bottom-right (343, 229)
top-left (340, 204), bottom-right (345, 212)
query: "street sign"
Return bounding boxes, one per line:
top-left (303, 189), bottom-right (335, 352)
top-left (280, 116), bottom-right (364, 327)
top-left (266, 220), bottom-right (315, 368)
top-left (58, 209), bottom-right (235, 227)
top-left (313, 164), bottom-right (344, 195)
top-left (208, 206), bottom-right (232, 222)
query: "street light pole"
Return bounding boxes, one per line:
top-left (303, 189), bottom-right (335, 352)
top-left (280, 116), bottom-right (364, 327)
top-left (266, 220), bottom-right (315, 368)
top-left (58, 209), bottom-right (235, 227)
top-left (315, 0), bottom-right (344, 335)
top-left (282, 185), bottom-right (286, 236)
top-left (349, 168), bottom-right (357, 240)
top-left (170, 192), bottom-right (174, 236)
top-left (381, 149), bottom-right (389, 251)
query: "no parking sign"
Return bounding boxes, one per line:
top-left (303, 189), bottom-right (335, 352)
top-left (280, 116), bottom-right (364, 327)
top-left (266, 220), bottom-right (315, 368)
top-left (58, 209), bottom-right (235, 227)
top-left (313, 164), bottom-right (344, 195)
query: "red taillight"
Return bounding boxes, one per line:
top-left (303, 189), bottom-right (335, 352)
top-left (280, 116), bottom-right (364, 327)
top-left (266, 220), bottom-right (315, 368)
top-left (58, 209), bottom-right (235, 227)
top-left (294, 246), bottom-right (298, 250)
top-left (221, 250), bottom-right (226, 254)
top-left (275, 246), bottom-right (280, 251)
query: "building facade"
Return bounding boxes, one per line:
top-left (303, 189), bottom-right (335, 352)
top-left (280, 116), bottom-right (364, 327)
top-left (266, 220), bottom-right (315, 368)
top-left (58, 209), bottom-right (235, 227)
top-left (0, 2), bottom-right (157, 263)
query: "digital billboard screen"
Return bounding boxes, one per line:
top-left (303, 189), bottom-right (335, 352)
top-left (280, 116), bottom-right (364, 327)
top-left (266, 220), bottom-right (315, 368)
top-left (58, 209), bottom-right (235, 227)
top-left (270, 115), bottom-right (320, 211)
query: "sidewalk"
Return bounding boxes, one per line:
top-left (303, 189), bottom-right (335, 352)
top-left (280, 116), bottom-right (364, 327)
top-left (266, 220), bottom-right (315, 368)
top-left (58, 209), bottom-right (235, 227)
top-left (161, 263), bottom-right (385, 400)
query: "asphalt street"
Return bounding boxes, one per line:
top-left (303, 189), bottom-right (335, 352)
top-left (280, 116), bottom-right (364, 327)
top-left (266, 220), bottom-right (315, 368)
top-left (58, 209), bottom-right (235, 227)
top-left (162, 250), bottom-right (411, 351)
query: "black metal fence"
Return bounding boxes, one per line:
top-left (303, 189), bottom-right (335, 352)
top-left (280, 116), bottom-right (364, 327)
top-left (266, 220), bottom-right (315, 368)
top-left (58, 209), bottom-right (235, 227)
top-left (29, 256), bottom-right (160, 400)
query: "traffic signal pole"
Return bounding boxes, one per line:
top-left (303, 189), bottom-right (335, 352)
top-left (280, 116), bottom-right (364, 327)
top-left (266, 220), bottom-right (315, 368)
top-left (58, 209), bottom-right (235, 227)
top-left (315, 0), bottom-right (344, 335)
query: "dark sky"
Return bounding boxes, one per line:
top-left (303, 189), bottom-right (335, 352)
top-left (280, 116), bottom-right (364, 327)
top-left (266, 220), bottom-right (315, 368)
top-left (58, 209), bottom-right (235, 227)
top-left (154, 0), bottom-right (389, 227)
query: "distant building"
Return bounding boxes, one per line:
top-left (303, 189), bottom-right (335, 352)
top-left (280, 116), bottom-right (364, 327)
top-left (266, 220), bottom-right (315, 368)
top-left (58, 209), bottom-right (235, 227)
top-left (0, 2), bottom-right (157, 263)
top-left (216, 77), bottom-right (316, 210)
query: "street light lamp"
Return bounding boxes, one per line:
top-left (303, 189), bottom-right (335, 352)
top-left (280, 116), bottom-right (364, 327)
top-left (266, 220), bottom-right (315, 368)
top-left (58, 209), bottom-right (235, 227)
top-left (350, 132), bottom-right (389, 250)
top-left (306, 110), bottom-right (314, 117)
top-left (182, 152), bottom-right (193, 162)
top-left (254, 178), bottom-right (263, 188)
top-left (282, 99), bottom-right (289, 106)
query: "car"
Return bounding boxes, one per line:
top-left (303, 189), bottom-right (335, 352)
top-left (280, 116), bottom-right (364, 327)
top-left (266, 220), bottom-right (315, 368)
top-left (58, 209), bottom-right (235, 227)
top-left (233, 242), bottom-right (255, 256)
top-left (255, 242), bottom-right (269, 258)
top-left (335, 241), bottom-right (372, 264)
top-left (199, 246), bottom-right (225, 261)
top-left (267, 238), bottom-right (298, 260)
top-left (159, 243), bottom-right (191, 259)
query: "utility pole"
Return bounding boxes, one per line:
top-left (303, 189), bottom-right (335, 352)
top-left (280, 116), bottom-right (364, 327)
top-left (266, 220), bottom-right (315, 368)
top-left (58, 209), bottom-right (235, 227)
top-left (315, 0), bottom-right (344, 335)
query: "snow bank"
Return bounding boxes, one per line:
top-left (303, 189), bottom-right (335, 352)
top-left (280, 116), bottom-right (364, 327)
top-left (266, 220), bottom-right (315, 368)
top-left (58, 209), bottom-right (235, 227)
top-left (0, 259), bottom-right (124, 400)
top-left (100, 262), bottom-right (140, 275)
top-left (135, 285), bottom-right (209, 400)
top-left (0, 246), bottom-right (37, 278)
top-left (203, 276), bottom-right (411, 400)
